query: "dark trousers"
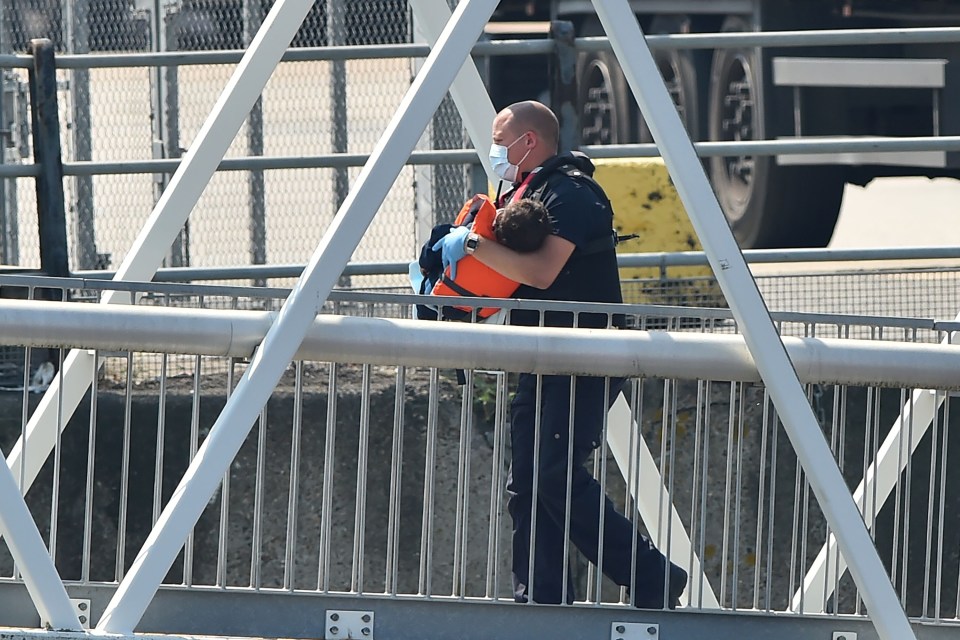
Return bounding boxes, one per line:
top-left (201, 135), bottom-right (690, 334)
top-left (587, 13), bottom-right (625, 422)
top-left (506, 373), bottom-right (675, 606)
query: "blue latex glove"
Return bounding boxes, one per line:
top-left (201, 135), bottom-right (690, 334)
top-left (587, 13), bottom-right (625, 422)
top-left (431, 225), bottom-right (470, 280)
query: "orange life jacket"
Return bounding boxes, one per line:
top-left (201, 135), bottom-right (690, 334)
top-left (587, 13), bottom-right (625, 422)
top-left (430, 193), bottom-right (520, 319)
top-left (424, 156), bottom-right (624, 321)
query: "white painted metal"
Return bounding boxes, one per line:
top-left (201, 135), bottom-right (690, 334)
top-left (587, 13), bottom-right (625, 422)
top-left (591, 2), bottom-right (916, 639)
top-left (606, 397), bottom-right (720, 609)
top-left (0, 460), bottom-right (80, 631)
top-left (40, 599), bottom-right (90, 630)
top-left (1, 299), bottom-right (959, 388)
top-left (326, 610), bottom-right (374, 639)
top-left (795, 312), bottom-right (960, 613)
top-left (96, 0), bottom-right (500, 633)
top-left (774, 139), bottom-right (946, 168)
top-left (6, 0), bottom-right (327, 512)
top-left (611, 621), bottom-right (658, 640)
top-left (409, 0), bottom-right (497, 249)
top-left (410, 0), bottom-right (497, 184)
top-left (5, 351), bottom-right (93, 499)
top-left (772, 58), bottom-right (946, 88)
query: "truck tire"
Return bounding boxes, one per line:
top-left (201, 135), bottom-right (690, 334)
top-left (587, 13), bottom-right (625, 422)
top-left (576, 17), bottom-right (700, 145)
top-left (639, 15), bottom-right (700, 144)
top-left (576, 18), bottom-right (633, 144)
top-left (707, 16), bottom-right (843, 248)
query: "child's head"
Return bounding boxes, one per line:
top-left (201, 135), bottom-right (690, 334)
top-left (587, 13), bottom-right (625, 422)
top-left (492, 199), bottom-right (553, 253)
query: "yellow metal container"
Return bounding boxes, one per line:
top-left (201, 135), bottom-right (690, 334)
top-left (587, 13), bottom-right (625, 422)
top-left (592, 158), bottom-right (723, 307)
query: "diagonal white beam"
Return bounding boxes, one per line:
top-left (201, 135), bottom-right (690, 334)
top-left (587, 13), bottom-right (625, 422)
top-left (410, 0), bottom-right (497, 183)
top-left (5, 0), bottom-right (319, 505)
top-left (795, 312), bottom-right (960, 613)
top-left (0, 458), bottom-right (80, 630)
top-left (607, 397), bottom-right (720, 608)
top-left (96, 0), bottom-right (500, 633)
top-left (591, 1), bottom-right (914, 638)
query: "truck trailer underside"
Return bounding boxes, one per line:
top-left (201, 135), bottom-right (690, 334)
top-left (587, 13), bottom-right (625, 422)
top-left (488, 0), bottom-right (960, 247)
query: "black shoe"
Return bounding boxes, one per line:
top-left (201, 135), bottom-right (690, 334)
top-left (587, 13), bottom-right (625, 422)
top-left (631, 561), bottom-right (688, 609)
top-left (667, 562), bottom-right (688, 609)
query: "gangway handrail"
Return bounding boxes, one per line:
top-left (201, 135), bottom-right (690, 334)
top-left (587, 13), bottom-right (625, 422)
top-left (4, 27), bottom-right (960, 179)
top-left (4, 26), bottom-right (960, 70)
top-left (6, 136), bottom-right (960, 178)
top-left (57, 245), bottom-right (960, 282)
top-left (1, 272), bottom-right (958, 335)
top-left (0, 297), bottom-right (958, 390)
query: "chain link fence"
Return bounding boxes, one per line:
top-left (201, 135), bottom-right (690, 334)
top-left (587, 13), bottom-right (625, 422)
top-left (0, 0), bottom-right (471, 279)
top-left (2, 3), bottom-right (959, 325)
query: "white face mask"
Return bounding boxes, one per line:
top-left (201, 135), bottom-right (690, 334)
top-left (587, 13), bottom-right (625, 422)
top-left (489, 133), bottom-right (530, 183)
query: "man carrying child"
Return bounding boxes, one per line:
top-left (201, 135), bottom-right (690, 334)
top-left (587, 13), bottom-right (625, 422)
top-left (429, 100), bottom-right (687, 609)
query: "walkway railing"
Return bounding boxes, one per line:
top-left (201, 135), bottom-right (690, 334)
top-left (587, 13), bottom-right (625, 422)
top-left (0, 277), bottom-right (958, 639)
top-left (4, 26), bottom-right (960, 275)
top-left (57, 246), bottom-right (960, 328)
top-left (0, 14), bottom-right (959, 640)
top-left (5, 27), bottom-right (960, 182)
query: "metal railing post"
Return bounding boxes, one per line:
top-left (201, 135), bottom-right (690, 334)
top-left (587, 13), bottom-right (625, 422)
top-left (65, 0), bottom-right (98, 270)
top-left (327, 0), bottom-right (351, 286)
top-left (0, 70), bottom-right (9, 265)
top-left (549, 20), bottom-right (579, 153)
top-left (244, 0), bottom-right (267, 285)
top-left (327, 0), bottom-right (349, 208)
top-left (149, 2), bottom-right (187, 268)
top-left (0, 1), bottom-right (8, 265)
top-left (27, 38), bottom-right (69, 279)
top-left (163, 10), bottom-right (184, 269)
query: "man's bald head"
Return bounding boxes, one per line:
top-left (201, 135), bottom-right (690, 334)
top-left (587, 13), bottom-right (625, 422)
top-left (491, 101), bottom-right (559, 177)
top-left (503, 101), bottom-right (559, 153)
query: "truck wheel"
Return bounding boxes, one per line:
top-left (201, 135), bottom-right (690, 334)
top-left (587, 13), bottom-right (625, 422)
top-left (576, 18), bottom-right (633, 144)
top-left (639, 15), bottom-right (700, 143)
top-left (707, 16), bottom-right (843, 248)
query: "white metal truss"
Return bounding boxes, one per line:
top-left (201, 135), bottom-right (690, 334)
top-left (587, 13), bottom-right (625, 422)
top-left (0, 1), bottom-right (923, 639)
top-left (96, 0), bottom-right (503, 632)
top-left (591, 2), bottom-right (914, 638)
top-left (0, 455), bottom-right (80, 630)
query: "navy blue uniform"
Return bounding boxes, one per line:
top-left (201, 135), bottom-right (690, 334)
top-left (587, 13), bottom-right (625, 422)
top-left (508, 156), bottom-right (621, 330)
top-left (502, 153), bottom-right (686, 607)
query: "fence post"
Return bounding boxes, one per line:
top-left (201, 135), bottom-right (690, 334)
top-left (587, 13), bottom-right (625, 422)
top-left (549, 20), bottom-right (579, 153)
top-left (0, 70), bottom-right (8, 266)
top-left (327, 0), bottom-right (351, 287)
top-left (327, 0), bottom-right (349, 207)
top-left (0, 0), bottom-right (7, 265)
top-left (65, 0), bottom-right (99, 270)
top-left (244, 0), bottom-right (267, 286)
top-left (148, 4), bottom-right (187, 269)
top-left (27, 38), bottom-right (69, 279)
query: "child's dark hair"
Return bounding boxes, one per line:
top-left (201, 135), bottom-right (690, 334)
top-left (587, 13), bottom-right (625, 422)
top-left (493, 199), bottom-right (554, 253)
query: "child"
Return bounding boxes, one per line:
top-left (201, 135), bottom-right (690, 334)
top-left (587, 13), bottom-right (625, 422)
top-left (493, 198), bottom-right (554, 253)
top-left (414, 197), bottom-right (553, 321)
